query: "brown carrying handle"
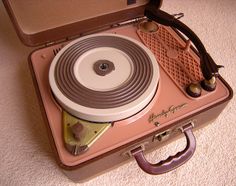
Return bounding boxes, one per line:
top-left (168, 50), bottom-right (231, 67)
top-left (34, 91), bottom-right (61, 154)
top-left (131, 123), bottom-right (196, 175)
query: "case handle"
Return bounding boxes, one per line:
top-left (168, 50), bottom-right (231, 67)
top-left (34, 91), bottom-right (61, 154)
top-left (131, 123), bottom-right (196, 175)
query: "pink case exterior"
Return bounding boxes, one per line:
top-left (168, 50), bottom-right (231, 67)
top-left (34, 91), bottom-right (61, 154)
top-left (29, 24), bottom-right (232, 182)
top-left (3, 0), bottom-right (233, 183)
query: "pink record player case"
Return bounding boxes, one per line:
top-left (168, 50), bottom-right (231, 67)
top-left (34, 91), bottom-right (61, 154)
top-left (3, 0), bottom-right (233, 182)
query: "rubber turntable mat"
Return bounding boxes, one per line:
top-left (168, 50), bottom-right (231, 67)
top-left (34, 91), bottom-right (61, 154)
top-left (54, 35), bottom-right (153, 109)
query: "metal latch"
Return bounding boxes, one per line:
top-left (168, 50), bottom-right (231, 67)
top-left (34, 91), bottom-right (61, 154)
top-left (153, 130), bottom-right (171, 142)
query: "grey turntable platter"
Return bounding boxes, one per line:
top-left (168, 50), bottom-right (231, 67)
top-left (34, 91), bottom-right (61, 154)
top-left (49, 33), bottom-right (160, 122)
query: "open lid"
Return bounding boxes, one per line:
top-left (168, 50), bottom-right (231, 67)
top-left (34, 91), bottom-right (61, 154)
top-left (3, 0), bottom-right (162, 46)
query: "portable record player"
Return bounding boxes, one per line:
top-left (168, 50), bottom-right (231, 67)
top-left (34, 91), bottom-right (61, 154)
top-left (3, 0), bottom-right (233, 182)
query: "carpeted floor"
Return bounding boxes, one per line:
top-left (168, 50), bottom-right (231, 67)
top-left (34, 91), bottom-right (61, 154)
top-left (0, 0), bottom-right (235, 185)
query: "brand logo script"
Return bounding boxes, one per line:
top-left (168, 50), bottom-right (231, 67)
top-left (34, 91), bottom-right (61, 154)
top-left (148, 103), bottom-right (187, 123)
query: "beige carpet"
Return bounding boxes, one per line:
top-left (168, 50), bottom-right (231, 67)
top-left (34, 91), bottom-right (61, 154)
top-left (0, 0), bottom-right (235, 185)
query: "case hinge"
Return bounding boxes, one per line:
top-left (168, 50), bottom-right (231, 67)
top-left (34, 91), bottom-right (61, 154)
top-left (45, 38), bottom-right (69, 47)
top-left (111, 16), bottom-right (146, 28)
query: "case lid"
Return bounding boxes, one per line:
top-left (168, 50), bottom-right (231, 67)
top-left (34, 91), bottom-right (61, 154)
top-left (3, 0), bottom-right (162, 46)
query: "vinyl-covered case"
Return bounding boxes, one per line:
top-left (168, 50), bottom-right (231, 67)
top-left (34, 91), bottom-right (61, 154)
top-left (3, 0), bottom-right (233, 182)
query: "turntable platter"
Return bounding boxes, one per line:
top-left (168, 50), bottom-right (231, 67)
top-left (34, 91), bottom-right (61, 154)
top-left (49, 33), bottom-right (160, 122)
